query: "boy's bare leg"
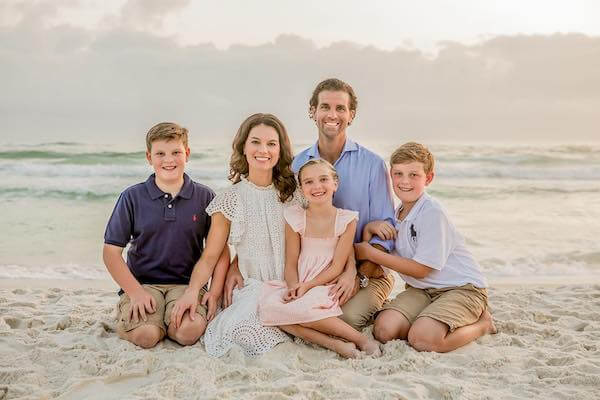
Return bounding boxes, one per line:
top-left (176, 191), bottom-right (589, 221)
top-left (373, 309), bottom-right (411, 343)
top-left (281, 324), bottom-right (360, 358)
top-left (118, 325), bottom-right (165, 349)
top-left (300, 317), bottom-right (381, 356)
top-left (407, 310), bottom-right (497, 353)
top-left (167, 311), bottom-right (207, 346)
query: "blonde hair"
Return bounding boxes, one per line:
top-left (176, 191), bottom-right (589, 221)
top-left (297, 158), bottom-right (339, 185)
top-left (390, 142), bottom-right (435, 174)
top-left (229, 113), bottom-right (296, 203)
top-left (146, 122), bottom-right (188, 151)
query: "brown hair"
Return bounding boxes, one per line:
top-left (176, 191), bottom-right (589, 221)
top-left (229, 113), bottom-right (297, 203)
top-left (309, 78), bottom-right (358, 115)
top-left (297, 158), bottom-right (339, 185)
top-left (146, 122), bottom-right (188, 151)
top-left (390, 142), bottom-right (435, 174)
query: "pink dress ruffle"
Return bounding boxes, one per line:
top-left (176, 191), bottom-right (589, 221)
top-left (258, 204), bottom-right (358, 326)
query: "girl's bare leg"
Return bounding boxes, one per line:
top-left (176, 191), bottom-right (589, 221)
top-left (280, 324), bottom-right (360, 358)
top-left (300, 317), bottom-right (381, 356)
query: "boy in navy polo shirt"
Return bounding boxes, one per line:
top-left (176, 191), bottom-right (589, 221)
top-left (103, 122), bottom-right (229, 348)
top-left (354, 142), bottom-right (496, 353)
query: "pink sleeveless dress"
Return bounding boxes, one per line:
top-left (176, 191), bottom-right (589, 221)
top-left (258, 204), bottom-right (359, 326)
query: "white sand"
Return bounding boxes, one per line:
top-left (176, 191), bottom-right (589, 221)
top-left (1, 279), bottom-right (600, 400)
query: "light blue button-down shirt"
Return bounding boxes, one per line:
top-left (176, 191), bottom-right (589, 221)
top-left (292, 139), bottom-right (395, 251)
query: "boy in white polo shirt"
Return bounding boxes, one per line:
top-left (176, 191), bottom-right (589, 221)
top-left (354, 142), bottom-right (496, 352)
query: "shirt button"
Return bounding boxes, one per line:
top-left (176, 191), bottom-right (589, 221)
top-left (164, 194), bottom-right (168, 198)
top-left (167, 204), bottom-right (172, 208)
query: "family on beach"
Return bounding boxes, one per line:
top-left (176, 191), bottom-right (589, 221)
top-left (103, 78), bottom-right (497, 358)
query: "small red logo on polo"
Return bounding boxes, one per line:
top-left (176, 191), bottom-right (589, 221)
top-left (192, 214), bottom-right (197, 222)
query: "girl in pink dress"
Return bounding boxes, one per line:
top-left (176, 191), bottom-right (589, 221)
top-left (259, 159), bottom-right (381, 358)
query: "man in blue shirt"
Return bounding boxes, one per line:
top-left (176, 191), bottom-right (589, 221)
top-left (292, 78), bottom-right (396, 331)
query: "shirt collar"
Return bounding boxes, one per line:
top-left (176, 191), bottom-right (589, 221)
top-left (397, 192), bottom-right (430, 223)
top-left (145, 173), bottom-right (193, 200)
top-left (306, 138), bottom-right (359, 160)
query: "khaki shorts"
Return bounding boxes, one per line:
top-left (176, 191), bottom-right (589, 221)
top-left (382, 284), bottom-right (488, 332)
top-left (116, 284), bottom-right (207, 333)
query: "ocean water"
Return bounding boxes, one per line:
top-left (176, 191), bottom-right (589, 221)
top-left (1, 141), bottom-right (599, 282)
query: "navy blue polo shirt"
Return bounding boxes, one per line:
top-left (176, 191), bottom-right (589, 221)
top-left (104, 173), bottom-right (214, 287)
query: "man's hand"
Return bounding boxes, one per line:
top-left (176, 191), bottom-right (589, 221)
top-left (328, 268), bottom-right (358, 306)
top-left (128, 287), bottom-right (156, 324)
top-left (201, 290), bottom-right (221, 322)
top-left (171, 287), bottom-right (200, 329)
top-left (223, 267), bottom-right (244, 308)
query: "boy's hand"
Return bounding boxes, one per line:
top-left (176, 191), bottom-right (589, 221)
top-left (354, 241), bottom-right (373, 260)
top-left (367, 221), bottom-right (396, 241)
top-left (201, 291), bottom-right (221, 322)
top-left (171, 287), bottom-right (200, 329)
top-left (128, 287), bottom-right (156, 324)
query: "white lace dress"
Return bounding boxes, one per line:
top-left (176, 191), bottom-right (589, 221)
top-left (203, 177), bottom-right (291, 357)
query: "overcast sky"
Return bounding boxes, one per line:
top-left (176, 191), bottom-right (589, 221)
top-left (1, 0), bottom-right (599, 145)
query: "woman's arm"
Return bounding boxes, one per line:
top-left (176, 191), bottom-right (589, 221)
top-left (354, 241), bottom-right (432, 279)
top-left (171, 212), bottom-right (230, 327)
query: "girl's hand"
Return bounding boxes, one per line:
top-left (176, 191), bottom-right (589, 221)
top-left (201, 290), bottom-right (221, 322)
top-left (283, 283), bottom-right (301, 303)
top-left (295, 283), bottom-right (311, 299)
top-left (171, 287), bottom-right (200, 329)
top-left (354, 241), bottom-right (372, 260)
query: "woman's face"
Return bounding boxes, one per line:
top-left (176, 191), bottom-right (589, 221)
top-left (243, 124), bottom-right (281, 172)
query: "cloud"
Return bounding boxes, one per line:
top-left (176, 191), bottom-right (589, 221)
top-left (0, 6), bottom-right (599, 145)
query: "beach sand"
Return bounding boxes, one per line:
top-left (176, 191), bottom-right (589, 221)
top-left (1, 279), bottom-right (600, 400)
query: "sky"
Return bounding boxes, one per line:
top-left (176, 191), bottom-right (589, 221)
top-left (1, 0), bottom-right (599, 145)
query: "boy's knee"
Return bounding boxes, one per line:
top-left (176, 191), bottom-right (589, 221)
top-left (407, 328), bottom-right (441, 352)
top-left (169, 316), bottom-right (206, 346)
top-left (373, 322), bottom-right (396, 344)
top-left (128, 325), bottom-right (163, 348)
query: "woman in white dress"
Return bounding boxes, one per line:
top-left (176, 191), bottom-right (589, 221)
top-left (200, 113), bottom-right (297, 357)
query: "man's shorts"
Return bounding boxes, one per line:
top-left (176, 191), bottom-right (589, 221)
top-left (116, 284), bottom-right (207, 333)
top-left (381, 283), bottom-right (488, 332)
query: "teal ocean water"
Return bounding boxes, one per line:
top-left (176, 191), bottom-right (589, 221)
top-left (1, 142), bottom-right (599, 281)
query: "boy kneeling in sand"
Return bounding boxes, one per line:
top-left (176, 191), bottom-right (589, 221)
top-left (103, 123), bottom-right (229, 348)
top-left (354, 142), bottom-right (496, 352)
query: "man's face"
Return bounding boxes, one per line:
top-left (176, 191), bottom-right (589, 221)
top-left (311, 90), bottom-right (355, 142)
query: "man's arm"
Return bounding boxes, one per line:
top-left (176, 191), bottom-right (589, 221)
top-left (367, 157), bottom-right (396, 251)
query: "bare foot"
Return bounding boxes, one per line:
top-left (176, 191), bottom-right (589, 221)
top-left (480, 309), bottom-right (498, 334)
top-left (333, 340), bottom-right (361, 358)
top-left (359, 339), bottom-right (382, 357)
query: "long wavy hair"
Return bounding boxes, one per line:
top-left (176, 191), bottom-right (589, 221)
top-left (229, 113), bottom-right (297, 203)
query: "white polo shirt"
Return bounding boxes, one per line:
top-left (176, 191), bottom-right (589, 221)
top-left (393, 193), bottom-right (487, 289)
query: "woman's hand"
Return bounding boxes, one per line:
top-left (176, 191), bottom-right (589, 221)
top-left (201, 290), bottom-right (221, 322)
top-left (223, 259), bottom-right (244, 308)
top-left (354, 241), bottom-right (373, 261)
